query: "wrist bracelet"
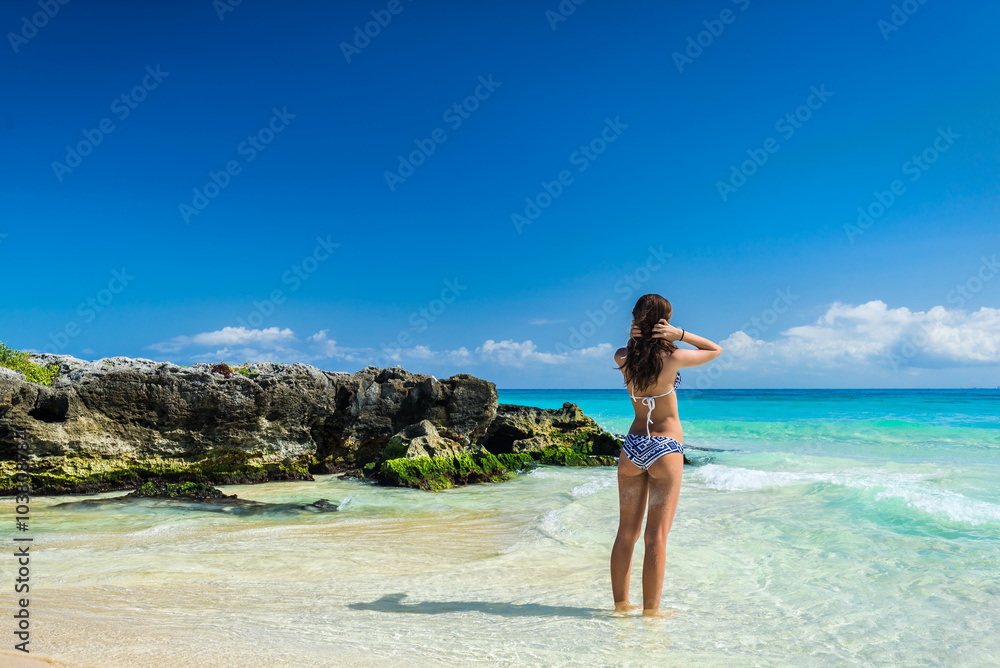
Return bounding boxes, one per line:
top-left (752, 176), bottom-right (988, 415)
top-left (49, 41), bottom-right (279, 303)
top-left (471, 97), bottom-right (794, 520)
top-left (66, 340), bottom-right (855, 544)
top-left (679, 329), bottom-right (685, 342)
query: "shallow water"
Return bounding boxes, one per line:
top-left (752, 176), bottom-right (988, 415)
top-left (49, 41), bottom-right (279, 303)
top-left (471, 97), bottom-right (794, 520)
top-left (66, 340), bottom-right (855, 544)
top-left (14, 389), bottom-right (1000, 666)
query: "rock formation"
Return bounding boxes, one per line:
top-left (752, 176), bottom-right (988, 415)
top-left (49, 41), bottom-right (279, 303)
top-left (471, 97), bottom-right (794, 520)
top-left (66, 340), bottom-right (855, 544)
top-left (0, 355), bottom-right (622, 494)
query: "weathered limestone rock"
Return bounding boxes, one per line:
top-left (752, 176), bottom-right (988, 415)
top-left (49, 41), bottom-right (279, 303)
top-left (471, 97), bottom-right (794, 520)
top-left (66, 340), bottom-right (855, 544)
top-left (478, 402), bottom-right (621, 456)
top-left (1, 353), bottom-right (630, 495)
top-left (0, 368), bottom-right (25, 382)
top-left (0, 356), bottom-right (497, 494)
top-left (384, 419), bottom-right (470, 459)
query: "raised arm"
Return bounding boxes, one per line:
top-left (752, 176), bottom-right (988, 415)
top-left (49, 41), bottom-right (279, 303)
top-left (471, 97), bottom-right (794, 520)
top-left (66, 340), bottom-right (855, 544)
top-left (630, 319), bottom-right (722, 368)
top-left (670, 330), bottom-right (722, 368)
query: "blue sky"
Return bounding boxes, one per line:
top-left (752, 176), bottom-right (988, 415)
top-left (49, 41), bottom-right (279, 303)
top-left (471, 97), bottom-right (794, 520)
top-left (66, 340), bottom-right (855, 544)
top-left (1, 0), bottom-right (998, 389)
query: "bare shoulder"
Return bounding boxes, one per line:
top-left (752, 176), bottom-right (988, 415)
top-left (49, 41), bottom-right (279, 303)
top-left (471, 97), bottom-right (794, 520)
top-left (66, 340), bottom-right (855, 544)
top-left (614, 347), bottom-right (628, 362)
top-left (669, 346), bottom-right (721, 369)
top-left (661, 346), bottom-right (684, 367)
top-left (669, 347), bottom-right (692, 362)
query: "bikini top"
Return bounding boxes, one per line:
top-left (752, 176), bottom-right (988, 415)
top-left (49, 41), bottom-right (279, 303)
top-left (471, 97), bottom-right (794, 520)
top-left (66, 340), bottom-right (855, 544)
top-left (626, 371), bottom-right (681, 438)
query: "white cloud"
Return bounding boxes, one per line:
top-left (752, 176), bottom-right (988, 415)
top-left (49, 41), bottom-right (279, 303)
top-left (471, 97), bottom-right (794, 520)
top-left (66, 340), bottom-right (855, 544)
top-left (193, 326), bottom-right (295, 347)
top-left (350, 339), bottom-right (609, 368)
top-left (150, 326), bottom-right (295, 354)
top-left (146, 301), bottom-right (1000, 380)
top-left (189, 346), bottom-right (303, 364)
top-left (720, 301), bottom-right (1000, 372)
top-left (305, 329), bottom-right (370, 362)
top-left (406, 345), bottom-right (435, 360)
top-left (475, 339), bottom-right (612, 367)
top-left (149, 326), bottom-right (368, 364)
top-left (402, 345), bottom-right (470, 363)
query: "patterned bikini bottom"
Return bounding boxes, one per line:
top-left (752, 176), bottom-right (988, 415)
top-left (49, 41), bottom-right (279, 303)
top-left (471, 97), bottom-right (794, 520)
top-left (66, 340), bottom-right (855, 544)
top-left (620, 433), bottom-right (684, 470)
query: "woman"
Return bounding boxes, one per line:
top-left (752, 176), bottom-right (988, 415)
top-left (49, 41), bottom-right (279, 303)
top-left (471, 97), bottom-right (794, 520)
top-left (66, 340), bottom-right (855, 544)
top-left (611, 294), bottom-right (722, 617)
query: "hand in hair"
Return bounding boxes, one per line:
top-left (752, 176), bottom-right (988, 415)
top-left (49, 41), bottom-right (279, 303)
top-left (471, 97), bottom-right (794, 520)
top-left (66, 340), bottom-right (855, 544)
top-left (631, 318), bottom-right (683, 342)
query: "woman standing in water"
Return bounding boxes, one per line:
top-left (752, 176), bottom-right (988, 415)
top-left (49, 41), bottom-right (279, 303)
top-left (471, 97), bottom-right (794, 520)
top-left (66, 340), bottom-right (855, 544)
top-left (611, 294), bottom-right (722, 617)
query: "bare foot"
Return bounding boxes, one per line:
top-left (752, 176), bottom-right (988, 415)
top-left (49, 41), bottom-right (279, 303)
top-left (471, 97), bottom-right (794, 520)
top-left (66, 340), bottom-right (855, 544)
top-left (612, 601), bottom-right (642, 614)
top-left (642, 607), bottom-right (678, 619)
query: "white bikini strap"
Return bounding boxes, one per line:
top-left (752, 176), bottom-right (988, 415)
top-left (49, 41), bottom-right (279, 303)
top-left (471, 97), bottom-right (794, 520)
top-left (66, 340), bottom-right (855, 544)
top-left (628, 375), bottom-right (680, 439)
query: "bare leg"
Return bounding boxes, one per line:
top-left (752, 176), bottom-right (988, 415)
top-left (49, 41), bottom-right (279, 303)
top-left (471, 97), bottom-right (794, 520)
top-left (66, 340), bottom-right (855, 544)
top-left (611, 451), bottom-right (648, 612)
top-left (641, 452), bottom-right (683, 616)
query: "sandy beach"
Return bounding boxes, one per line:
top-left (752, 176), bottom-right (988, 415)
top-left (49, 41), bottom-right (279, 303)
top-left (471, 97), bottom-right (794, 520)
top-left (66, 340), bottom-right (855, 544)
top-left (0, 651), bottom-right (86, 668)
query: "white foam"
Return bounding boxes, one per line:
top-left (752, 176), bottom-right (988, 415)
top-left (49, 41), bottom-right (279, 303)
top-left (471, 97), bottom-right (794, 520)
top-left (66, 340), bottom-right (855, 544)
top-left (873, 485), bottom-right (1000, 524)
top-left (568, 477), bottom-right (615, 499)
top-left (689, 464), bottom-right (930, 492)
top-left (539, 508), bottom-right (571, 538)
top-left (688, 464), bottom-right (1000, 525)
top-left (689, 464), bottom-right (819, 491)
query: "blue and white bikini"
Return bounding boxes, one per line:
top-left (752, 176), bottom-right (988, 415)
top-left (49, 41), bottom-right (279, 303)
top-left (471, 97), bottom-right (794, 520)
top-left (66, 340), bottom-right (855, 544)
top-left (622, 370), bottom-right (684, 469)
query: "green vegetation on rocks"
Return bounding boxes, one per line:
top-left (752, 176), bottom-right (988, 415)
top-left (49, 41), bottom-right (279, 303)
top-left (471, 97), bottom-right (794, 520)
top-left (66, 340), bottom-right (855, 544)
top-left (366, 446), bottom-right (617, 492)
top-left (0, 449), bottom-right (314, 495)
top-left (129, 480), bottom-right (230, 500)
top-left (0, 342), bottom-right (59, 386)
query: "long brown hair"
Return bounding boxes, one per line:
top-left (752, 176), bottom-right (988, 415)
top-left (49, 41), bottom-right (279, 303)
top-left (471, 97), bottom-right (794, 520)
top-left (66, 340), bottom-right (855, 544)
top-left (616, 294), bottom-right (677, 393)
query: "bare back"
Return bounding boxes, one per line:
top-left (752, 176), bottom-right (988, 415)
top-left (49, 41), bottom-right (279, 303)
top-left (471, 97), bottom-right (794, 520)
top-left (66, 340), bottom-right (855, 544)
top-left (614, 347), bottom-right (683, 441)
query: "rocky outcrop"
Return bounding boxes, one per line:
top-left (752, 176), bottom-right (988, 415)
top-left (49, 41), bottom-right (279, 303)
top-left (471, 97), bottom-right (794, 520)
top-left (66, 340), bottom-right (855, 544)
top-left (0, 355), bottom-right (497, 494)
top-left (360, 402), bottom-right (623, 491)
top-left (1, 354), bottom-right (627, 495)
top-left (478, 402), bottom-right (621, 456)
top-left (383, 419), bottom-right (472, 460)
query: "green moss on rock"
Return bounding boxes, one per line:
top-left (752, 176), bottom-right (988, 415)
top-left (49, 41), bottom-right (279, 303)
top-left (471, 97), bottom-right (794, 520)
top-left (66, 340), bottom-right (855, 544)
top-left (0, 450), bottom-right (314, 496)
top-left (375, 453), bottom-right (513, 491)
top-left (549, 429), bottom-right (621, 457)
top-left (129, 480), bottom-right (230, 500)
top-left (370, 447), bottom-right (614, 492)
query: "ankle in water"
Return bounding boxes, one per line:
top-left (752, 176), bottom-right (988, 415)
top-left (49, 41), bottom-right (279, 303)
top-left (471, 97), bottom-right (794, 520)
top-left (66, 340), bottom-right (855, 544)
top-left (642, 607), bottom-right (678, 618)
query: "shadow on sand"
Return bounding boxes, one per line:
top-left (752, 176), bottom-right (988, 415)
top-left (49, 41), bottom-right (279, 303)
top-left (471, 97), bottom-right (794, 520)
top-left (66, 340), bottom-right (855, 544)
top-left (348, 593), bottom-right (606, 619)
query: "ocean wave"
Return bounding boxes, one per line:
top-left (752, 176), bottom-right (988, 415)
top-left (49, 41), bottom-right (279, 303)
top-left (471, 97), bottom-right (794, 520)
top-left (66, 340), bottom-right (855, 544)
top-left (539, 508), bottom-right (574, 540)
top-left (568, 477), bottom-right (616, 499)
top-left (871, 485), bottom-right (1000, 524)
top-left (689, 464), bottom-right (1000, 525)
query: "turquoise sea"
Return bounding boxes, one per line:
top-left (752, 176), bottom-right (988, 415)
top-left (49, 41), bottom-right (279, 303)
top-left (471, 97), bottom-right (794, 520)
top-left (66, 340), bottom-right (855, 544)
top-left (19, 389), bottom-right (1000, 667)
